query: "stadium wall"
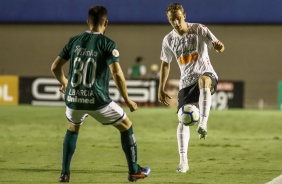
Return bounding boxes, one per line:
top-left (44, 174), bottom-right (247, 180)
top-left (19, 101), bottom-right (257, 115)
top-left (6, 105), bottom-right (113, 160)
top-left (0, 24), bottom-right (281, 109)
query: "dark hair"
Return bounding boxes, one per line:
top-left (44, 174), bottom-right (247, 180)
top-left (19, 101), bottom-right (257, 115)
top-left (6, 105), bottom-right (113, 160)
top-left (88, 6), bottom-right (108, 27)
top-left (166, 3), bottom-right (185, 14)
top-left (136, 56), bottom-right (143, 63)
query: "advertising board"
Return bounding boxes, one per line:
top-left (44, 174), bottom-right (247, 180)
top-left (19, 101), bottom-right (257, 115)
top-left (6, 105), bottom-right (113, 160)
top-left (18, 77), bottom-right (243, 109)
top-left (0, 76), bottom-right (19, 105)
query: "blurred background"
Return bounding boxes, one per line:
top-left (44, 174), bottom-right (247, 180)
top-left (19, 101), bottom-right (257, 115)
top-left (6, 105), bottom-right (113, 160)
top-left (1, 0), bottom-right (282, 109)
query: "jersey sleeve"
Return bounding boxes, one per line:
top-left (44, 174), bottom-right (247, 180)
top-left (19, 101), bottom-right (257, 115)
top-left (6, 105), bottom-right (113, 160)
top-left (59, 37), bottom-right (74, 61)
top-left (160, 36), bottom-right (174, 63)
top-left (106, 41), bottom-right (119, 65)
top-left (198, 24), bottom-right (218, 49)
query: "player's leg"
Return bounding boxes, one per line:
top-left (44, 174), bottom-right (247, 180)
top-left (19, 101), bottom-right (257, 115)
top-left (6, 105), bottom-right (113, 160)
top-left (176, 122), bottom-right (190, 173)
top-left (197, 73), bottom-right (217, 139)
top-left (92, 101), bottom-right (150, 182)
top-left (114, 117), bottom-right (138, 173)
top-left (59, 122), bottom-right (80, 182)
top-left (114, 117), bottom-right (150, 182)
top-left (59, 107), bottom-right (87, 183)
top-left (176, 86), bottom-right (197, 173)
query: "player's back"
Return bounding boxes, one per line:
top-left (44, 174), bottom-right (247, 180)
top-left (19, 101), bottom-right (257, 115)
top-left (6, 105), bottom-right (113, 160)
top-left (61, 31), bottom-right (119, 110)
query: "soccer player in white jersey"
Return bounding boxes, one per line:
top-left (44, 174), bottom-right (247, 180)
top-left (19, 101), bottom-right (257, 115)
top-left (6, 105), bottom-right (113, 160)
top-left (158, 3), bottom-right (225, 173)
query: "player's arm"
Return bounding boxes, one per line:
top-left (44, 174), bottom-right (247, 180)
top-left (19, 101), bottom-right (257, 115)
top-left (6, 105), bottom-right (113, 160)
top-left (200, 24), bottom-right (225, 53)
top-left (109, 62), bottom-right (138, 112)
top-left (158, 61), bottom-right (172, 105)
top-left (51, 56), bottom-right (68, 93)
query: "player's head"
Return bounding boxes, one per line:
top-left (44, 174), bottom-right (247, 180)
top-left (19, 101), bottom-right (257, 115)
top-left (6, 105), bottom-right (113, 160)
top-left (87, 6), bottom-right (108, 33)
top-left (135, 56), bottom-right (143, 63)
top-left (166, 3), bottom-right (187, 34)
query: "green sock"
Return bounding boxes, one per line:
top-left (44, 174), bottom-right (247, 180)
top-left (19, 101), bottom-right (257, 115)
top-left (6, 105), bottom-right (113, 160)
top-left (61, 130), bottom-right (78, 175)
top-left (120, 126), bottom-right (138, 173)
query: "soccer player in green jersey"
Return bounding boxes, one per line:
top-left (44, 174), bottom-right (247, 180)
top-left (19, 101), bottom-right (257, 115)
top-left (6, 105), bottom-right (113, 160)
top-left (51, 6), bottom-right (150, 183)
top-left (127, 56), bottom-right (147, 79)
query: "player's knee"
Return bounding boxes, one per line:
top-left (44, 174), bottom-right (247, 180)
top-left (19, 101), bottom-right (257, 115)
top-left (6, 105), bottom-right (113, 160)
top-left (68, 122), bottom-right (80, 132)
top-left (115, 117), bottom-right (132, 132)
top-left (198, 76), bottom-right (212, 88)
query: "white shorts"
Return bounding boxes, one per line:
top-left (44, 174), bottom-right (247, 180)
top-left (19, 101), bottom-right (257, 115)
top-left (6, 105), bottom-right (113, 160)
top-left (65, 101), bottom-right (127, 125)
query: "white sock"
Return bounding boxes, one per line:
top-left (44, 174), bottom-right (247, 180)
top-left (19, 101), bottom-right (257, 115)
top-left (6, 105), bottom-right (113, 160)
top-left (199, 88), bottom-right (212, 127)
top-left (177, 122), bottom-right (190, 164)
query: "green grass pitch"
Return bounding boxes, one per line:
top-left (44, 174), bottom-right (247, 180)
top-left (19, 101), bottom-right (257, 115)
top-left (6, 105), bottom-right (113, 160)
top-left (0, 105), bottom-right (281, 184)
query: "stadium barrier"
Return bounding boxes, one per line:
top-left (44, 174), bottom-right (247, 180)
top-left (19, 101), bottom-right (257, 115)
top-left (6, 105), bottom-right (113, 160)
top-left (0, 76), bottom-right (244, 109)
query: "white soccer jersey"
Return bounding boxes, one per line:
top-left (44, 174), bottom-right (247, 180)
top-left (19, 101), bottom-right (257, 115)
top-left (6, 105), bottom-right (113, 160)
top-left (160, 23), bottom-right (218, 90)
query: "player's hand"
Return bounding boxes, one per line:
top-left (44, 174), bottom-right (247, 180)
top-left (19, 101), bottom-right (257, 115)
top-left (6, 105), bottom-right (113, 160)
top-left (212, 40), bottom-right (225, 53)
top-left (59, 85), bottom-right (66, 94)
top-left (125, 99), bottom-right (138, 112)
top-left (158, 90), bottom-right (172, 106)
top-left (59, 79), bottom-right (68, 94)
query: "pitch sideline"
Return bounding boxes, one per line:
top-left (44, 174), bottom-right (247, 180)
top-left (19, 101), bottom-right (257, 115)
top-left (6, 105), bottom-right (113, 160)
top-left (266, 174), bottom-right (282, 184)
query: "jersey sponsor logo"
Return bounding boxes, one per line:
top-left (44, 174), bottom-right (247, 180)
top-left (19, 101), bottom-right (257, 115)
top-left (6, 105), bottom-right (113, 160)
top-left (66, 89), bottom-right (95, 104)
top-left (68, 89), bottom-right (94, 96)
top-left (172, 34), bottom-right (198, 60)
top-left (74, 46), bottom-right (97, 57)
top-left (178, 52), bottom-right (199, 65)
top-left (112, 49), bottom-right (119, 57)
top-left (66, 96), bottom-right (95, 104)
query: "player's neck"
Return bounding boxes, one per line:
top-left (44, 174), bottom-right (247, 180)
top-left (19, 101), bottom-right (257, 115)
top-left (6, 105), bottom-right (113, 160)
top-left (88, 26), bottom-right (104, 35)
top-left (175, 23), bottom-right (189, 36)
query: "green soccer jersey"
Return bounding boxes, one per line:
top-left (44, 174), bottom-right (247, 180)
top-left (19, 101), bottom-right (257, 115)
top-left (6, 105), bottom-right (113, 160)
top-left (131, 65), bottom-right (141, 79)
top-left (59, 31), bottom-right (119, 110)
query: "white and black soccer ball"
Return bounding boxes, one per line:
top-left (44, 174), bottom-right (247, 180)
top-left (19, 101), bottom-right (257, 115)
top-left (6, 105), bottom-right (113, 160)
top-left (177, 104), bottom-right (200, 126)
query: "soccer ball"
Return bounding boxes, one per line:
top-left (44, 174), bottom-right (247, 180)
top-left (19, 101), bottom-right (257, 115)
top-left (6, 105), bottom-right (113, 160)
top-left (177, 104), bottom-right (200, 126)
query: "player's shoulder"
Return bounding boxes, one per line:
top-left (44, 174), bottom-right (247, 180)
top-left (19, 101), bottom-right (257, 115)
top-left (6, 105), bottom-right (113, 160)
top-left (163, 30), bottom-right (175, 42)
top-left (189, 23), bottom-right (211, 36)
top-left (191, 23), bottom-right (210, 30)
top-left (166, 29), bottom-right (174, 37)
top-left (98, 34), bottom-right (117, 46)
top-left (97, 33), bottom-right (112, 41)
top-left (74, 31), bottom-right (90, 38)
top-left (67, 32), bottom-right (88, 43)
top-left (68, 33), bottom-right (81, 41)
top-left (188, 23), bottom-right (207, 29)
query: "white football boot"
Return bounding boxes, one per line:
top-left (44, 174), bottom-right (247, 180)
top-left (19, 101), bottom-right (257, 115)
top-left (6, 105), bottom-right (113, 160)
top-left (197, 122), bottom-right (207, 139)
top-left (176, 163), bottom-right (189, 173)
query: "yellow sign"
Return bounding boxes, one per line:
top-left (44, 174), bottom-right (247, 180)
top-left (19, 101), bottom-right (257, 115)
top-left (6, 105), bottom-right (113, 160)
top-left (0, 76), bottom-right (19, 105)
